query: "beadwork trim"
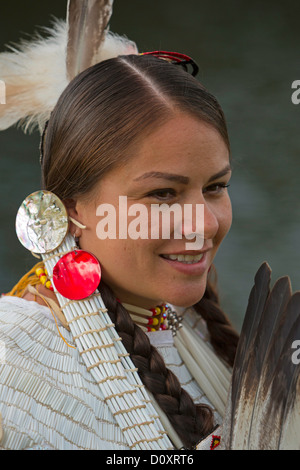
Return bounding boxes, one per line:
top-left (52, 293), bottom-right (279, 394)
top-left (210, 434), bottom-right (221, 450)
top-left (123, 302), bottom-right (183, 336)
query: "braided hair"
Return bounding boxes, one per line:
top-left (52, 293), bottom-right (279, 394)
top-left (100, 277), bottom-right (238, 449)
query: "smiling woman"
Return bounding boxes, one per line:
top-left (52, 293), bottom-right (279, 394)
top-left (1, 0), bottom-right (300, 453)
top-left (67, 110), bottom-right (232, 309)
top-left (0, 51), bottom-right (239, 450)
top-left (0, 1), bottom-right (240, 452)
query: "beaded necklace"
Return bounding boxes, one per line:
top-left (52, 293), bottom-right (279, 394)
top-left (122, 303), bottom-right (183, 335)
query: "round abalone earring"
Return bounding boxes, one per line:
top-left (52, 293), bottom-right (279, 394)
top-left (16, 190), bottom-right (69, 254)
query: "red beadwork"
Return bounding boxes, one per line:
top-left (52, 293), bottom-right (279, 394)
top-left (53, 250), bottom-right (101, 300)
top-left (210, 435), bottom-right (221, 450)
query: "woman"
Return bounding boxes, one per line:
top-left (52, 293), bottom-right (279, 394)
top-left (0, 53), bottom-right (239, 450)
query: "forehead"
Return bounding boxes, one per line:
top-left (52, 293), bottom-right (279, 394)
top-left (87, 114), bottom-right (230, 205)
top-left (124, 113), bottom-right (230, 177)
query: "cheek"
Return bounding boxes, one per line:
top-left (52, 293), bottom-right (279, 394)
top-left (216, 197), bottom-right (232, 243)
top-left (93, 237), bottom-right (165, 301)
top-left (82, 235), bottom-right (159, 278)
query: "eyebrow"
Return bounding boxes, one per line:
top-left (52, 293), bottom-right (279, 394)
top-left (133, 171), bottom-right (189, 184)
top-left (133, 164), bottom-right (232, 185)
top-left (207, 164), bottom-right (232, 183)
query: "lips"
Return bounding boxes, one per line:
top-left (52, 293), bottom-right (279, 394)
top-left (160, 253), bottom-right (204, 264)
top-left (159, 249), bottom-right (210, 275)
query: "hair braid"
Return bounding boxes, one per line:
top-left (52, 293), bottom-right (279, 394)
top-left (194, 269), bottom-right (239, 367)
top-left (99, 281), bottom-right (215, 449)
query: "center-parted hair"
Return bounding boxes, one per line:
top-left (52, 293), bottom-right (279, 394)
top-left (42, 54), bottom-right (230, 198)
top-left (42, 54), bottom-right (238, 448)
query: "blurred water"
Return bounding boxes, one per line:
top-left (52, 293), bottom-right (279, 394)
top-left (0, 0), bottom-right (299, 330)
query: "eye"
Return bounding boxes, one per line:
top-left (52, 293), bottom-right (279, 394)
top-left (203, 182), bottom-right (230, 195)
top-left (144, 188), bottom-right (177, 201)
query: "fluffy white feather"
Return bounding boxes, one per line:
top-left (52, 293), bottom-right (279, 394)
top-left (0, 20), bottom-right (138, 133)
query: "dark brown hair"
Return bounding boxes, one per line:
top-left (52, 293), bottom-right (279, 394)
top-left (42, 54), bottom-right (238, 448)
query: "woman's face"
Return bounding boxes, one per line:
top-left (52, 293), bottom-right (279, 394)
top-left (72, 113), bottom-right (232, 308)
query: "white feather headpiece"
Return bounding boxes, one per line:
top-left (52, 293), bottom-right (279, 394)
top-left (0, 0), bottom-right (138, 133)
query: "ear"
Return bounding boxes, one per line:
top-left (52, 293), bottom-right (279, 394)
top-left (64, 198), bottom-right (77, 212)
top-left (64, 198), bottom-right (87, 237)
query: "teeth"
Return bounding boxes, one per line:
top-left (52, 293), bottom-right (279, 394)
top-left (163, 253), bottom-right (203, 264)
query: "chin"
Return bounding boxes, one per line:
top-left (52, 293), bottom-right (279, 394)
top-left (163, 281), bottom-right (207, 309)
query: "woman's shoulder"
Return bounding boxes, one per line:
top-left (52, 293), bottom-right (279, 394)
top-left (0, 295), bottom-right (74, 359)
top-left (0, 295), bottom-right (55, 318)
top-left (0, 296), bottom-right (127, 450)
top-left (0, 295), bottom-right (62, 331)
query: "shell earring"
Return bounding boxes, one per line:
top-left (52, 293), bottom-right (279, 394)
top-left (52, 221), bottom-right (101, 301)
top-left (52, 248), bottom-right (101, 301)
top-left (16, 190), bottom-right (101, 301)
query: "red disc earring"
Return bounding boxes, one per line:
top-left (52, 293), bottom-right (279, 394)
top-left (52, 250), bottom-right (101, 300)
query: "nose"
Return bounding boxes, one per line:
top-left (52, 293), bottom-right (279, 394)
top-left (181, 199), bottom-right (219, 243)
top-left (203, 202), bottom-right (219, 241)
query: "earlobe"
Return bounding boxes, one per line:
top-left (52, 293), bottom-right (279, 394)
top-left (68, 216), bottom-right (87, 240)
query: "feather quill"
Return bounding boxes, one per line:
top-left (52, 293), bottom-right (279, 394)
top-left (66, 0), bottom-right (114, 80)
top-left (247, 279), bottom-right (295, 448)
top-left (240, 276), bottom-right (292, 448)
top-left (279, 347), bottom-right (300, 450)
top-left (250, 294), bottom-right (300, 449)
top-left (221, 262), bottom-right (271, 448)
top-left (221, 263), bottom-right (300, 449)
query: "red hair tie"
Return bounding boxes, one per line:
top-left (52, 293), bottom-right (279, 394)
top-left (140, 50), bottom-right (199, 77)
